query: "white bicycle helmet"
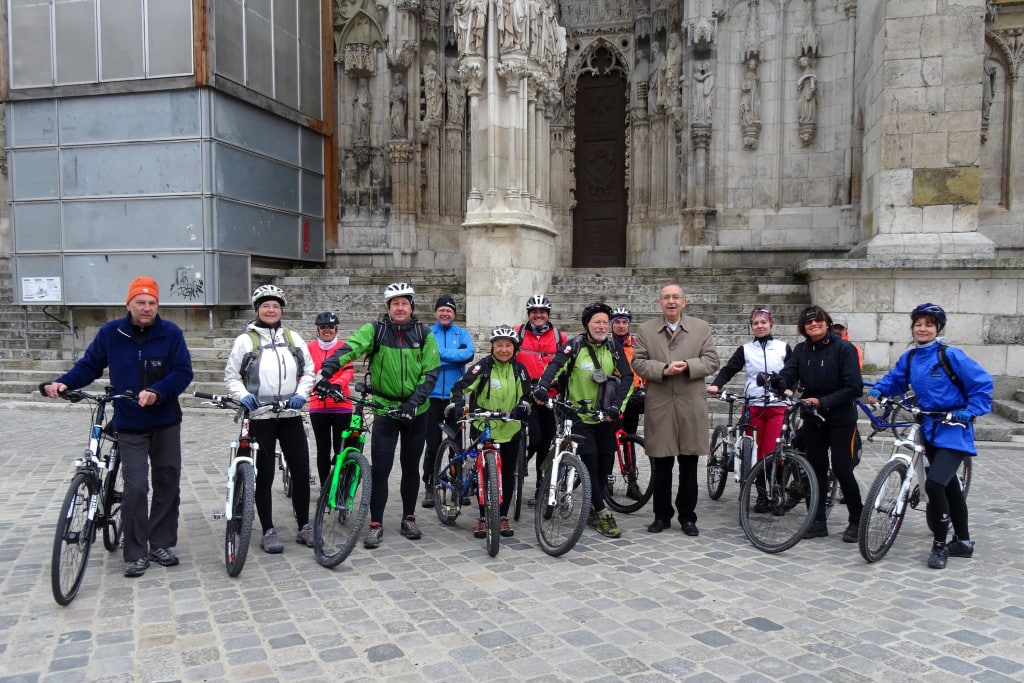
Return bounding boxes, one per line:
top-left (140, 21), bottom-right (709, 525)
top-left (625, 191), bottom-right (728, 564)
top-left (525, 293), bottom-right (551, 311)
top-left (611, 306), bottom-right (632, 322)
top-left (384, 282), bottom-right (415, 306)
top-left (489, 324), bottom-right (520, 349)
top-left (252, 284), bottom-right (286, 310)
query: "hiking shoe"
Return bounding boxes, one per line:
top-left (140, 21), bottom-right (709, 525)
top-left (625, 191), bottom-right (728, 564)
top-left (261, 528), bottom-right (284, 554)
top-left (148, 547), bottom-right (179, 567)
top-left (587, 505), bottom-right (599, 528)
top-left (364, 523), bottom-right (383, 549)
top-left (754, 493), bottom-right (770, 514)
top-left (474, 518), bottom-right (487, 539)
top-left (842, 523), bottom-right (859, 543)
top-left (421, 488), bottom-right (435, 508)
top-left (401, 515), bottom-right (422, 540)
top-left (124, 558), bottom-right (149, 578)
top-left (626, 480), bottom-right (643, 501)
top-left (499, 517), bottom-right (514, 537)
top-left (296, 524), bottom-right (314, 547)
top-left (948, 538), bottom-right (975, 558)
top-left (803, 521), bottom-right (828, 539)
top-left (928, 543), bottom-right (949, 569)
top-left (594, 512), bottom-right (622, 538)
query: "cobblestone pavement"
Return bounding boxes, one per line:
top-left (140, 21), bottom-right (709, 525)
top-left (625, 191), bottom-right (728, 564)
top-left (1, 401), bottom-right (1022, 683)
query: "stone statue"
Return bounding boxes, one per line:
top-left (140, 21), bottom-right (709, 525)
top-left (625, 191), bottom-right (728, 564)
top-left (692, 61), bottom-right (714, 125)
top-left (982, 57), bottom-right (997, 124)
top-left (422, 53), bottom-right (445, 126)
top-left (739, 58), bottom-right (761, 125)
top-left (496, 0), bottom-right (527, 52)
top-left (797, 73), bottom-right (817, 124)
top-left (453, 0), bottom-right (486, 56)
top-left (657, 33), bottom-right (683, 116)
top-left (446, 61), bottom-right (466, 127)
top-left (390, 71), bottom-right (407, 138)
top-left (353, 80), bottom-right (371, 142)
top-left (633, 49), bottom-right (650, 115)
top-left (647, 42), bottom-right (663, 114)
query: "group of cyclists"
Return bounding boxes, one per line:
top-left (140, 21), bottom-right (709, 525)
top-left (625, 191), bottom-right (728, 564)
top-left (42, 275), bottom-right (994, 575)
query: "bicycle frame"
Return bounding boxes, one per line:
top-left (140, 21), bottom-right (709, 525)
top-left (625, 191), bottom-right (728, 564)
top-left (439, 413), bottom-right (505, 505)
top-left (324, 394), bottom-right (373, 509)
top-left (541, 399), bottom-right (590, 508)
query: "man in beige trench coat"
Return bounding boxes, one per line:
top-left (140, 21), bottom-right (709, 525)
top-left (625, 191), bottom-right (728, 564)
top-left (632, 283), bottom-right (719, 536)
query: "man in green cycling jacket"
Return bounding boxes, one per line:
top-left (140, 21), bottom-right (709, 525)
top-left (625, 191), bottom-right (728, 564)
top-left (317, 282), bottom-right (440, 549)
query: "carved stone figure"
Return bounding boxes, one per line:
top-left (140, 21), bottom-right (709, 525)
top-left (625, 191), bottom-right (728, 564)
top-left (390, 71), bottom-right (408, 138)
top-left (739, 58), bottom-right (761, 125)
top-left (354, 80), bottom-right (371, 142)
top-left (797, 73), bottom-right (817, 124)
top-left (453, 0), bottom-right (486, 56)
top-left (633, 49), bottom-right (650, 115)
top-left (982, 57), bottom-right (997, 124)
top-left (446, 61), bottom-right (466, 127)
top-left (657, 33), bottom-right (683, 116)
top-left (647, 42), bottom-right (663, 114)
top-left (692, 61), bottom-right (714, 125)
top-left (422, 53), bottom-right (445, 126)
top-left (496, 0), bottom-right (527, 52)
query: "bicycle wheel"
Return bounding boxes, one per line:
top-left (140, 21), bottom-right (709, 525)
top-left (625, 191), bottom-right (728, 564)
top-left (706, 425), bottom-right (729, 500)
top-left (483, 451), bottom-right (500, 557)
top-left (279, 448), bottom-right (293, 498)
top-left (605, 434), bottom-right (652, 514)
top-left (959, 457), bottom-right (972, 499)
top-left (738, 436), bottom-right (754, 487)
top-left (432, 439), bottom-right (462, 525)
top-left (314, 450), bottom-right (372, 568)
top-left (51, 472), bottom-right (96, 606)
top-left (822, 469), bottom-right (839, 519)
top-left (858, 459), bottom-right (910, 563)
top-left (101, 449), bottom-right (124, 552)
top-left (512, 438), bottom-right (527, 521)
top-left (535, 451), bottom-right (592, 557)
top-left (739, 450), bottom-right (818, 554)
top-left (225, 460), bottom-right (255, 577)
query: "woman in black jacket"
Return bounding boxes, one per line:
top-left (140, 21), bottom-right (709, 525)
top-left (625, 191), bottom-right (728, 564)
top-left (775, 305), bottom-right (863, 542)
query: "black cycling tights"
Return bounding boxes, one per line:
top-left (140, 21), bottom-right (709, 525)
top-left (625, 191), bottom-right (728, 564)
top-left (924, 447), bottom-right (970, 543)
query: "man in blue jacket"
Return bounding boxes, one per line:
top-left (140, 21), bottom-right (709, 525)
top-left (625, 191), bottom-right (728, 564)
top-left (43, 277), bottom-right (193, 578)
top-left (421, 295), bottom-right (474, 507)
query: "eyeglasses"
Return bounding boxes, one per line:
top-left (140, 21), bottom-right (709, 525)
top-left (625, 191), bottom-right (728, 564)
top-left (317, 324), bottom-right (337, 330)
top-left (804, 317), bottom-right (826, 325)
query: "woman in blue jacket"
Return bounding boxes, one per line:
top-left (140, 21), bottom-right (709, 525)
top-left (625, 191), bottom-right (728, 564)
top-left (867, 303), bottom-right (993, 569)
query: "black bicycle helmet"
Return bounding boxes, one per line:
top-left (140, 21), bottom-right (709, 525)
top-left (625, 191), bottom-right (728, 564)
top-left (315, 311), bottom-right (339, 326)
top-left (581, 302), bottom-right (613, 328)
top-left (911, 303), bottom-right (946, 332)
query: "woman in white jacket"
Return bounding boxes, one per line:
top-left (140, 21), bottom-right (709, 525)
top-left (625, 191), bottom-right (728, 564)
top-left (225, 285), bottom-right (315, 554)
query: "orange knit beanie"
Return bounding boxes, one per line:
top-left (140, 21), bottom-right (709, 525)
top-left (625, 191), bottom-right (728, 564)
top-left (126, 276), bottom-right (159, 305)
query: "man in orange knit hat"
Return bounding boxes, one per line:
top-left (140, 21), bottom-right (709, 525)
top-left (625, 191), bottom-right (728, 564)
top-left (42, 276), bottom-right (193, 578)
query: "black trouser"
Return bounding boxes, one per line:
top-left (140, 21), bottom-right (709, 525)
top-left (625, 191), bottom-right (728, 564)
top-left (622, 398), bottom-right (642, 436)
top-left (527, 402), bottom-right (556, 480)
top-left (474, 434), bottom-right (521, 518)
top-left (310, 411), bottom-right (352, 487)
top-left (651, 455), bottom-right (699, 524)
top-left (119, 423), bottom-right (182, 563)
top-left (369, 411), bottom-right (427, 524)
top-left (802, 419), bottom-right (863, 525)
top-left (421, 397), bottom-right (449, 485)
top-left (573, 420), bottom-right (616, 514)
top-left (924, 446), bottom-right (970, 543)
top-left (250, 417), bottom-right (310, 533)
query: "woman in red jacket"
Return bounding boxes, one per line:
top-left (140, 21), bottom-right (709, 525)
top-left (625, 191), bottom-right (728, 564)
top-left (306, 312), bottom-right (355, 487)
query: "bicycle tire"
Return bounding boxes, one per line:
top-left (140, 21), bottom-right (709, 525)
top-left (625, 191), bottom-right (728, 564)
top-left (706, 425), bottom-right (729, 500)
top-left (313, 450), bottom-right (372, 568)
top-left (535, 451), bottom-right (592, 557)
top-left (432, 439), bottom-right (462, 525)
top-left (101, 448), bottom-right (124, 552)
top-left (739, 450), bottom-right (819, 554)
top-left (52, 472), bottom-right (96, 606)
top-left (858, 458), bottom-right (909, 563)
top-left (959, 457), bottom-right (972, 499)
top-left (823, 469), bottom-right (839, 519)
top-left (738, 435), bottom-right (754, 487)
top-left (604, 434), bottom-right (653, 514)
top-left (225, 460), bottom-right (255, 577)
top-left (483, 451), bottom-right (500, 557)
top-left (512, 438), bottom-right (527, 521)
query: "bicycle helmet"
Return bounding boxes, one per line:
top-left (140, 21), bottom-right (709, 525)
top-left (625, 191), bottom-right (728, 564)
top-left (315, 311), bottom-right (339, 326)
top-left (910, 303), bottom-right (946, 332)
top-left (525, 293), bottom-right (552, 311)
top-left (384, 282), bottom-right (415, 307)
top-left (610, 306), bottom-right (632, 322)
top-left (489, 324), bottom-right (520, 349)
top-left (581, 301), bottom-right (613, 328)
top-left (252, 284), bottom-right (286, 310)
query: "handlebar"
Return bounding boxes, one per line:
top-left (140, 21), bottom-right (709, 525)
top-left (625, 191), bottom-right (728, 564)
top-left (193, 391), bottom-right (289, 414)
top-left (452, 409), bottom-right (516, 424)
top-left (49, 388), bottom-right (137, 404)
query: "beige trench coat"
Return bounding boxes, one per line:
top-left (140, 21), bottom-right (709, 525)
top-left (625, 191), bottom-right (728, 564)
top-left (632, 314), bottom-right (719, 457)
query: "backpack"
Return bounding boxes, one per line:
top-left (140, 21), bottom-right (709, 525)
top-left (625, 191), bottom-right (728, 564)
top-left (906, 343), bottom-right (967, 401)
top-left (556, 335), bottom-right (624, 409)
top-left (240, 328), bottom-right (305, 387)
top-left (365, 318), bottom-right (430, 366)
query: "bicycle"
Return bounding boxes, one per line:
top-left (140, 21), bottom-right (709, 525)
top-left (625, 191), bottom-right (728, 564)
top-left (49, 387), bottom-right (135, 606)
top-left (603, 426), bottom-right (651, 514)
top-left (738, 395), bottom-right (820, 553)
top-left (277, 413), bottom-right (312, 497)
top-left (510, 421), bottom-right (528, 521)
top-left (532, 397), bottom-right (594, 557)
top-left (194, 391), bottom-right (287, 577)
top-left (432, 408), bottom-right (513, 557)
top-left (310, 382), bottom-right (373, 568)
top-left (858, 397), bottom-right (972, 563)
top-left (706, 391), bottom-right (760, 501)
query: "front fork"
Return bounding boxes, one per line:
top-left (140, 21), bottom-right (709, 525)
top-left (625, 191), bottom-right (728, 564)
top-left (327, 447), bottom-right (363, 508)
top-left (477, 448), bottom-right (503, 506)
top-left (224, 441), bottom-right (258, 521)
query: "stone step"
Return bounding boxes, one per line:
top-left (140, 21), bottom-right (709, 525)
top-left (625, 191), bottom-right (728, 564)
top-left (992, 397), bottom-right (1024, 423)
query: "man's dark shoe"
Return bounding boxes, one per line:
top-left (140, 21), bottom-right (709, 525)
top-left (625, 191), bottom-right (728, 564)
top-left (148, 547), bottom-right (179, 567)
top-left (928, 543), bottom-right (949, 569)
top-left (754, 493), bottom-right (769, 514)
top-left (803, 521), bottom-right (828, 539)
top-left (421, 488), bottom-right (435, 508)
top-left (841, 523), bottom-right (859, 543)
top-left (681, 521), bottom-right (699, 537)
top-left (647, 518), bottom-right (671, 533)
top-left (124, 558), bottom-right (149, 578)
top-left (948, 537), bottom-right (975, 557)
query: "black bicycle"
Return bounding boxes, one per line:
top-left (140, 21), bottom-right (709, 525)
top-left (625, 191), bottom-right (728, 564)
top-left (49, 387), bottom-right (135, 606)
